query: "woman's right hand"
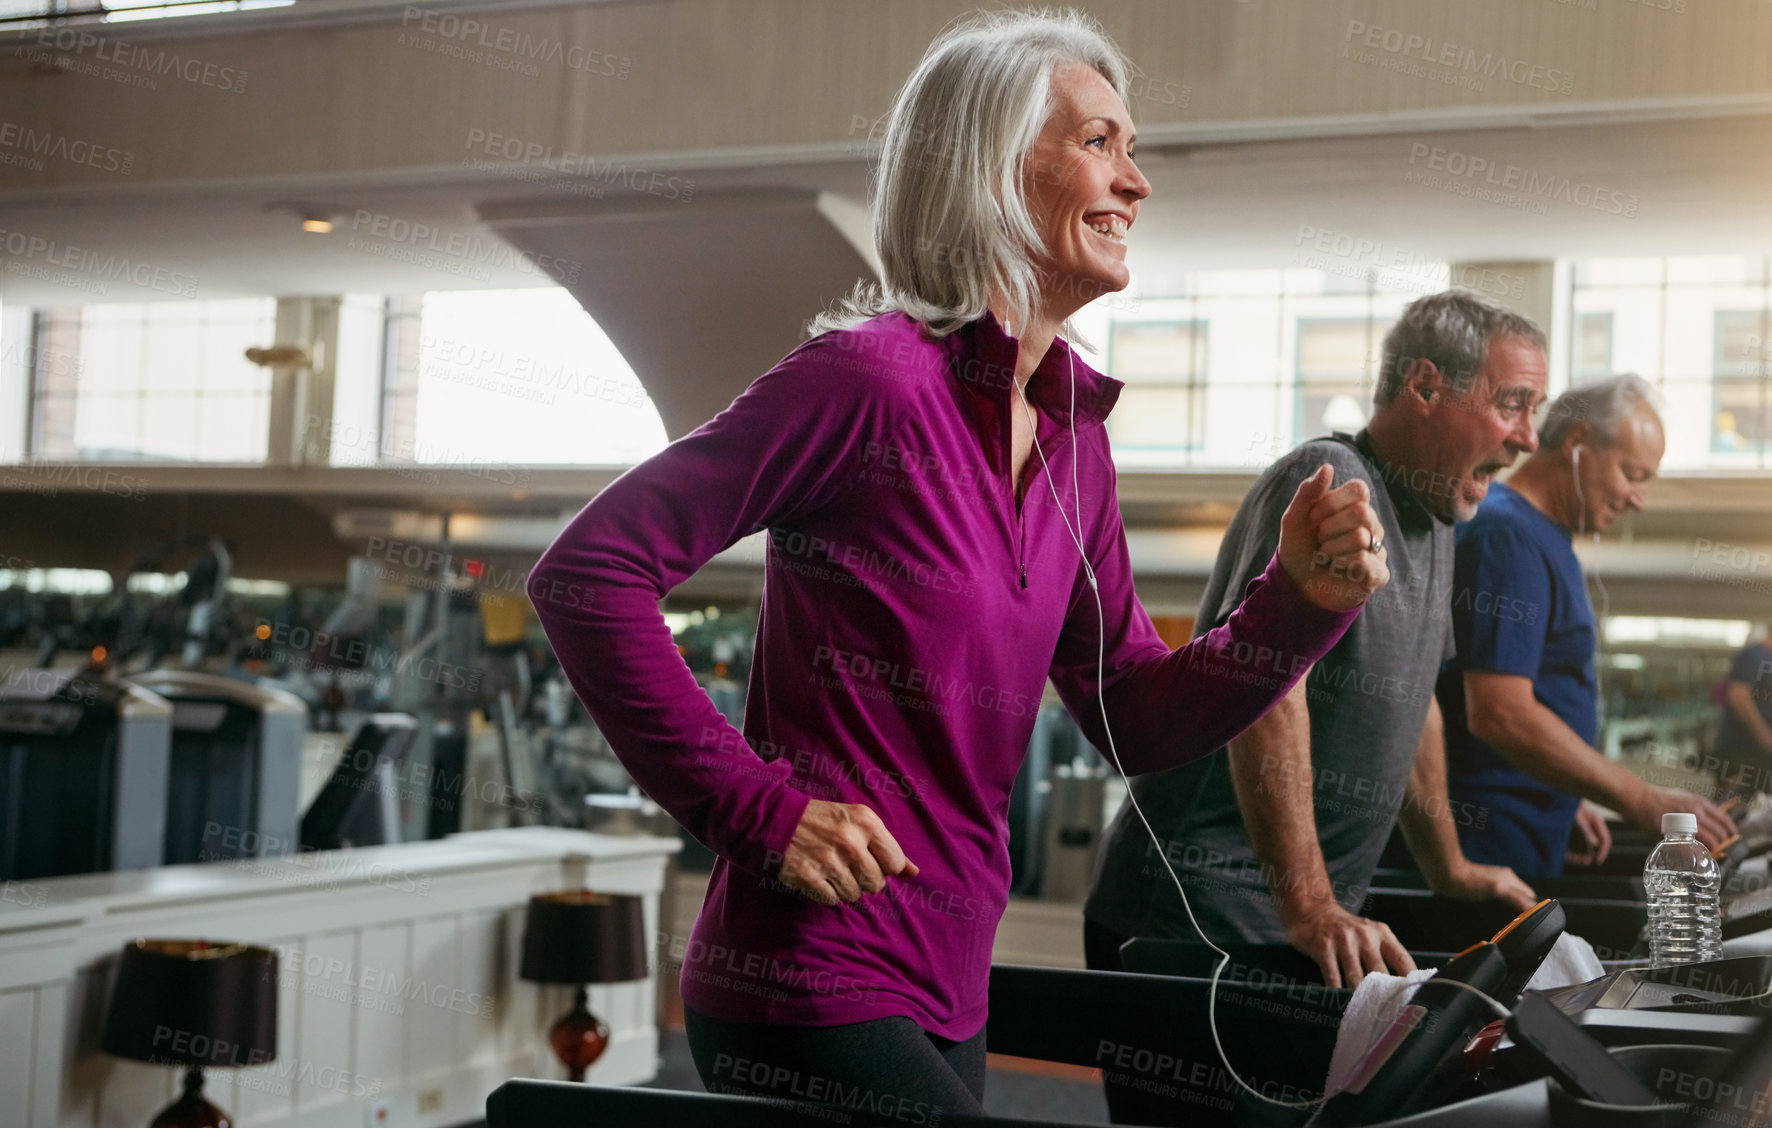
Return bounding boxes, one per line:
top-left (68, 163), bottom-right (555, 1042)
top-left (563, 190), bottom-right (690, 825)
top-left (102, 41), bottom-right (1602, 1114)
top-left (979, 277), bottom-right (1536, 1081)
top-left (778, 799), bottom-right (919, 905)
top-left (1278, 463), bottom-right (1390, 612)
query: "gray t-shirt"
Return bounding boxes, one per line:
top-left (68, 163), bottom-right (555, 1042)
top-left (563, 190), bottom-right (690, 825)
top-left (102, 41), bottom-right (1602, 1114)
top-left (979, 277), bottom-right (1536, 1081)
top-left (1084, 432), bottom-right (1455, 944)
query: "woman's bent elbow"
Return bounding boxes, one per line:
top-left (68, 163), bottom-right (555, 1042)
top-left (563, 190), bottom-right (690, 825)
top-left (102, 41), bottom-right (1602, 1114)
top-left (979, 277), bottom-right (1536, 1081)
top-left (524, 558), bottom-right (598, 622)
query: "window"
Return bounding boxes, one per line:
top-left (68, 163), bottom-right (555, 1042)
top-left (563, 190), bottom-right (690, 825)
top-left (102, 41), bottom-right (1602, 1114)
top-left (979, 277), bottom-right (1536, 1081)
top-left (1106, 320), bottom-right (1206, 453)
top-left (1090, 269), bottom-right (1427, 468)
top-left (379, 289), bottom-right (667, 467)
top-left (29, 299), bottom-right (276, 462)
top-left (1571, 256), bottom-right (1772, 469)
top-left (1713, 310), bottom-right (1770, 453)
top-left (378, 295), bottom-right (424, 463)
top-left (1572, 312), bottom-right (1613, 388)
top-left (101, 0), bottom-right (289, 17)
top-left (18, 289), bottom-right (664, 468)
top-left (1295, 319), bottom-right (1377, 440)
top-left (0, 0), bottom-right (291, 27)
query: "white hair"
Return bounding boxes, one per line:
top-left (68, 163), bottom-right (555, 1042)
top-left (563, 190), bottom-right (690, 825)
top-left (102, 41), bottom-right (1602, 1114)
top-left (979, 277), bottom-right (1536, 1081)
top-left (810, 8), bottom-right (1133, 339)
top-left (1539, 372), bottom-right (1661, 450)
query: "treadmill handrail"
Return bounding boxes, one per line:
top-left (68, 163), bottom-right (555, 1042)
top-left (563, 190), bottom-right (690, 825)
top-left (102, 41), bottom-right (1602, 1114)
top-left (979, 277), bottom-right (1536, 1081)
top-left (126, 670), bottom-right (308, 716)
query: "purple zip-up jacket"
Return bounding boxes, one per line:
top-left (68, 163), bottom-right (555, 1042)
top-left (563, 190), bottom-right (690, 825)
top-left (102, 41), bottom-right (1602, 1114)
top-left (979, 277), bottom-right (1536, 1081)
top-left (529, 310), bottom-right (1358, 1040)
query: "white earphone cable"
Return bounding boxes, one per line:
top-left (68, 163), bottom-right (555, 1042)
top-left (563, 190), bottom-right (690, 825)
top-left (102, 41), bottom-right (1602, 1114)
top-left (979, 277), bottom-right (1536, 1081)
top-left (1012, 345), bottom-right (1323, 1108)
top-left (1572, 446), bottom-right (1609, 714)
top-left (1012, 341), bottom-right (1515, 1110)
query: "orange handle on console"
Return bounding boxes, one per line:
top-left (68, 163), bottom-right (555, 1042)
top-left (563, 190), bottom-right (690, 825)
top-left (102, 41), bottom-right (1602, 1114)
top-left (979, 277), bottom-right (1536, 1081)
top-left (1488, 899), bottom-right (1555, 945)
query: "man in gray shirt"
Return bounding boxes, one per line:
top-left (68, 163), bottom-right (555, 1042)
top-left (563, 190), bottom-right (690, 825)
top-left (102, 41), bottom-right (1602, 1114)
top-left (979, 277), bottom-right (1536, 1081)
top-left (1086, 289), bottom-right (1545, 994)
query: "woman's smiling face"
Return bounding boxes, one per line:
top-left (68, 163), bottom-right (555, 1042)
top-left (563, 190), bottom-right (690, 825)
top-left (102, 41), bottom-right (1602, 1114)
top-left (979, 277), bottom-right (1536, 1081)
top-left (1021, 62), bottom-right (1151, 320)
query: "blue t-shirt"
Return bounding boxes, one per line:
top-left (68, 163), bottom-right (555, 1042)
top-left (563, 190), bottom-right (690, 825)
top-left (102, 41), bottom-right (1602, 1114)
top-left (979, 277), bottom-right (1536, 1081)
top-left (1438, 481), bottom-right (1597, 877)
top-left (1714, 643), bottom-right (1772, 772)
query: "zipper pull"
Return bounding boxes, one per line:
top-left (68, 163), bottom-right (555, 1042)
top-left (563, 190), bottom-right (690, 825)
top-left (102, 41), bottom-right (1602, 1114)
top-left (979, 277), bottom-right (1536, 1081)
top-left (1020, 563), bottom-right (1027, 590)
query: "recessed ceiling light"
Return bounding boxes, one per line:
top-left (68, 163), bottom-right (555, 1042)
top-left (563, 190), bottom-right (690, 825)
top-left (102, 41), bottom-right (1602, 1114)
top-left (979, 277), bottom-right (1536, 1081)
top-left (266, 201), bottom-right (344, 234)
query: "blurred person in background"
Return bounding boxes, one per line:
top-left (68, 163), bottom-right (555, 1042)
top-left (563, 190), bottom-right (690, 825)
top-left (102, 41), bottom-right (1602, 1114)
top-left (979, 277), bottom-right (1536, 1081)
top-left (1715, 620), bottom-right (1772, 807)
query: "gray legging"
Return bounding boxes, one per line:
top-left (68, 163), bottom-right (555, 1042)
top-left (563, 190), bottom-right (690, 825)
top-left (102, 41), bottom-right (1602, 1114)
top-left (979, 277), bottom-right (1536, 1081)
top-left (684, 1004), bottom-right (988, 1120)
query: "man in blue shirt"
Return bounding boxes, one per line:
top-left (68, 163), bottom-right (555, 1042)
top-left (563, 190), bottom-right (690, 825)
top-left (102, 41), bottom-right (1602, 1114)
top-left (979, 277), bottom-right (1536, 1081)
top-left (1715, 628), bottom-right (1772, 799)
top-left (1439, 374), bottom-right (1734, 876)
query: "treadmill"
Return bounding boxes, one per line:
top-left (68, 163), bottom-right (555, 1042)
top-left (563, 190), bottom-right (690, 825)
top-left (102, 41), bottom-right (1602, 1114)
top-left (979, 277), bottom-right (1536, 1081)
top-left (484, 896), bottom-right (1772, 1128)
top-left (298, 713), bottom-right (418, 850)
top-left (1365, 834), bottom-right (1761, 965)
top-left (0, 668), bottom-right (172, 880)
top-left (124, 669), bottom-right (307, 864)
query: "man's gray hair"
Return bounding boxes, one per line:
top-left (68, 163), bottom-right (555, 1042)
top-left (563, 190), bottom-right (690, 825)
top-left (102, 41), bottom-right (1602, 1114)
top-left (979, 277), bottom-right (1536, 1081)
top-left (810, 8), bottom-right (1133, 339)
top-left (1375, 288), bottom-right (1547, 406)
top-left (1539, 373), bottom-right (1661, 451)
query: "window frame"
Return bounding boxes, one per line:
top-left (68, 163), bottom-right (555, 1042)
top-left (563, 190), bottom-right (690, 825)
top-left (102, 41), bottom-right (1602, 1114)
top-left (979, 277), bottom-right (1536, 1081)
top-left (1292, 316), bottom-right (1378, 443)
top-left (1104, 317), bottom-right (1210, 455)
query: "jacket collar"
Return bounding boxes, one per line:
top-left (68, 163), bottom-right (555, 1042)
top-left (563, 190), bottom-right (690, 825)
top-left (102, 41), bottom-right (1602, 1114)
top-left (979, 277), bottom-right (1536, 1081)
top-left (941, 309), bottom-right (1121, 429)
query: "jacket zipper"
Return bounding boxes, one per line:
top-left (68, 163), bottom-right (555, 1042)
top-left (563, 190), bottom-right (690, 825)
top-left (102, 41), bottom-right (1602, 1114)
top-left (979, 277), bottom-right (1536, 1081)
top-left (1018, 505), bottom-right (1028, 589)
top-left (1007, 404), bottom-right (1028, 591)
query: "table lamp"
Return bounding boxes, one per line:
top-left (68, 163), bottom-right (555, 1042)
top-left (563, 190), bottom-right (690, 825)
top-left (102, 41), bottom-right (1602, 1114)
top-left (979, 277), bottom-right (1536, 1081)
top-left (520, 890), bottom-right (648, 1082)
top-left (102, 938), bottom-right (279, 1128)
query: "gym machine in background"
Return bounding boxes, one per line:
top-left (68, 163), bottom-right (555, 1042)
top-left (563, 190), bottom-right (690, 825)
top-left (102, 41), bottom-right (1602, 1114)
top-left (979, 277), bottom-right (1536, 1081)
top-left (1009, 701), bottom-right (1109, 901)
top-left (299, 713), bottom-right (419, 851)
top-left (0, 519), bottom-right (663, 885)
top-left (0, 641), bottom-right (311, 882)
top-left (0, 668), bottom-right (171, 881)
top-left (125, 669), bottom-right (306, 865)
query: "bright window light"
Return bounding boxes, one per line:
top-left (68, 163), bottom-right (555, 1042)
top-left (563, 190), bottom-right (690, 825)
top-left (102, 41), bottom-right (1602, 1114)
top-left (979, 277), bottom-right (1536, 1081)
top-left (411, 289), bottom-right (667, 466)
top-left (93, 0), bottom-right (292, 22)
top-left (227, 577), bottom-right (292, 597)
top-left (31, 299), bottom-right (277, 463)
top-left (0, 568), bottom-right (114, 595)
top-left (126, 572), bottom-right (179, 595)
top-left (1604, 617), bottom-right (1753, 647)
top-left (121, 573), bottom-right (290, 597)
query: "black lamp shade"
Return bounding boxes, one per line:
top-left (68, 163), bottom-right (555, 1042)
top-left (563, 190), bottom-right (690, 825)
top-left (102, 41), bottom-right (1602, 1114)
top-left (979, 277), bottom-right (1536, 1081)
top-left (520, 891), bottom-right (648, 985)
top-left (103, 939), bottom-right (279, 1068)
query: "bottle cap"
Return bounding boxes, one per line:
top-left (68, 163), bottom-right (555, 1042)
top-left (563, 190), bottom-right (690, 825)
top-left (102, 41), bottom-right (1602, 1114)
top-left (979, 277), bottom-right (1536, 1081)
top-left (1663, 812), bottom-right (1698, 835)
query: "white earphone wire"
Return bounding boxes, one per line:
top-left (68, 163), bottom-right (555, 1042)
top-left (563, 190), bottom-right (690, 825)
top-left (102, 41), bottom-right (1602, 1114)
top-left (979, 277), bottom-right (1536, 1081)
top-left (1011, 341), bottom-right (1513, 1111)
top-left (1011, 345), bottom-right (1326, 1108)
top-left (1571, 444), bottom-right (1609, 709)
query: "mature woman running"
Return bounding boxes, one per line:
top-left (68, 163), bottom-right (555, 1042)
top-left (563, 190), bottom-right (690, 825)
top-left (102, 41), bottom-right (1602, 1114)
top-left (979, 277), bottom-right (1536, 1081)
top-left (529, 8), bottom-right (1389, 1117)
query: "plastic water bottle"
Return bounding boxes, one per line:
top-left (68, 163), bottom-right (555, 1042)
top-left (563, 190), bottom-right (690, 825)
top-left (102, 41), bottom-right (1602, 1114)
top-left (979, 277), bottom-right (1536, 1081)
top-left (1645, 812), bottom-right (1723, 967)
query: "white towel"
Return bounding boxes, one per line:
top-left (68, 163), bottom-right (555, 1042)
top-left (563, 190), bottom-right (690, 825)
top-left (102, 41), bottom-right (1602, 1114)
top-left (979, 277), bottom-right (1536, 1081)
top-left (1521, 932), bottom-right (1606, 993)
top-left (1322, 933), bottom-right (1607, 1097)
top-left (1324, 968), bottom-right (1438, 1097)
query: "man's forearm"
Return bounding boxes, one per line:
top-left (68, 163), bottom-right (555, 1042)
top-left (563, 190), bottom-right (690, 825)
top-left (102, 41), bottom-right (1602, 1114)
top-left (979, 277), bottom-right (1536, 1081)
top-left (1396, 701), bottom-right (1463, 885)
top-left (1475, 692), bottom-right (1647, 813)
top-left (1225, 680), bottom-right (1336, 918)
